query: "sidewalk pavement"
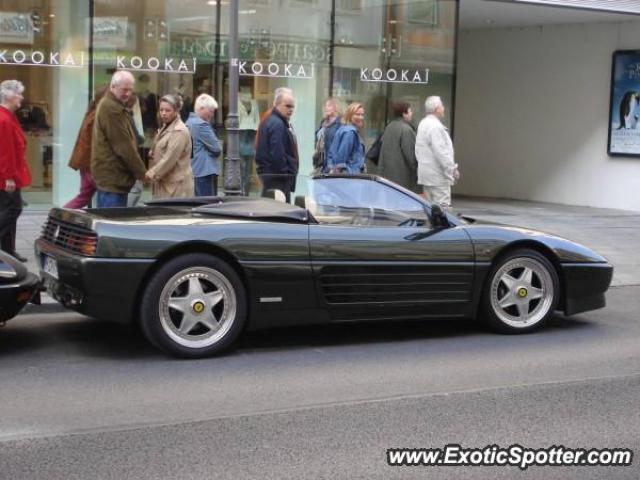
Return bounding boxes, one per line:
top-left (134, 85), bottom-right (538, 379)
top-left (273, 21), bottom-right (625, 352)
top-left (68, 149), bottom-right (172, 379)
top-left (14, 196), bottom-right (639, 307)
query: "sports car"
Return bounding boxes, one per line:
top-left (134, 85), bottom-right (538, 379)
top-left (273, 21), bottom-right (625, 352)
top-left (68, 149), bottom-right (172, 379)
top-left (0, 250), bottom-right (40, 323)
top-left (34, 175), bottom-right (613, 358)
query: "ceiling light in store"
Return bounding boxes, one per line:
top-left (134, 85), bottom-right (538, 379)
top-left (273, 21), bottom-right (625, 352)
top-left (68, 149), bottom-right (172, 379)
top-left (49, 14), bottom-right (55, 18)
top-left (239, 9), bottom-right (256, 15)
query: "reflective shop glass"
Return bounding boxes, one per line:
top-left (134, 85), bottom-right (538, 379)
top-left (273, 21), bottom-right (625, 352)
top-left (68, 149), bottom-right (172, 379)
top-left (0, 0), bottom-right (457, 206)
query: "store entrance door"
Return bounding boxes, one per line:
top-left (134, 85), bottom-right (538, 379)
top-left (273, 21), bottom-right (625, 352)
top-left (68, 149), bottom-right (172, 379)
top-left (331, 0), bottom-right (457, 173)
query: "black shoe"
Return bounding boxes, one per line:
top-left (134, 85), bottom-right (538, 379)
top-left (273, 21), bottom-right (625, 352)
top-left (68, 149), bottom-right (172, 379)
top-left (11, 252), bottom-right (28, 262)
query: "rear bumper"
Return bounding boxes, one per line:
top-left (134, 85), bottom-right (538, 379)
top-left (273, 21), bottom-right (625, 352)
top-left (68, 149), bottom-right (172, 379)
top-left (0, 272), bottom-right (41, 322)
top-left (560, 262), bottom-right (613, 315)
top-left (35, 239), bottom-right (155, 324)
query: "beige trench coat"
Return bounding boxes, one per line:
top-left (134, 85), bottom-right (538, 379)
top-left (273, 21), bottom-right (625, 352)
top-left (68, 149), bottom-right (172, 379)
top-left (148, 117), bottom-right (194, 199)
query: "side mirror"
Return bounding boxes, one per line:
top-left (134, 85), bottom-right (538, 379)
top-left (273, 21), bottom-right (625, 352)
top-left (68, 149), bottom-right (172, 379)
top-left (430, 204), bottom-right (450, 228)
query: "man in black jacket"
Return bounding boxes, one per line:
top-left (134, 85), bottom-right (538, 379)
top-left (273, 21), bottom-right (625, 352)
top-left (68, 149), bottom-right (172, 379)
top-left (255, 88), bottom-right (299, 202)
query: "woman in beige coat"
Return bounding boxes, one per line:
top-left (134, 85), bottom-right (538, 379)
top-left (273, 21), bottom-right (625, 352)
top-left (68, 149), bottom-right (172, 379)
top-left (145, 94), bottom-right (194, 198)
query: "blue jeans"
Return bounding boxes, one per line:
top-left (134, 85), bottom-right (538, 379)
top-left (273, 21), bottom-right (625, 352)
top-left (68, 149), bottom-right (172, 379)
top-left (97, 190), bottom-right (128, 208)
top-left (194, 174), bottom-right (218, 197)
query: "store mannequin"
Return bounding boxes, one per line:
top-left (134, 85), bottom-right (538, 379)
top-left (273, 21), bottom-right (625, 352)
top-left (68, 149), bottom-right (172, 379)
top-left (238, 89), bottom-right (259, 195)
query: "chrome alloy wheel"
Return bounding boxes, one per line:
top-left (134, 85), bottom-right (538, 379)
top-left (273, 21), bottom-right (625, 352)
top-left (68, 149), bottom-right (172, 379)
top-left (158, 267), bottom-right (237, 349)
top-left (489, 257), bottom-right (554, 329)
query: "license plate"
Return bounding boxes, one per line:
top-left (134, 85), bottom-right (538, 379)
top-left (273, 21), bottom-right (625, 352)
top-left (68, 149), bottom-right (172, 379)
top-left (43, 255), bottom-right (58, 279)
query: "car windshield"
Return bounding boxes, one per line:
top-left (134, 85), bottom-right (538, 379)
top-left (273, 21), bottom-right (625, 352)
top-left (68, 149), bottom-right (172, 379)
top-left (292, 175), bottom-right (431, 227)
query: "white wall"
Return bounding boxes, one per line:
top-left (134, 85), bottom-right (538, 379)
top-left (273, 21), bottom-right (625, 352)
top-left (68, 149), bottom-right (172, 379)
top-left (454, 20), bottom-right (640, 211)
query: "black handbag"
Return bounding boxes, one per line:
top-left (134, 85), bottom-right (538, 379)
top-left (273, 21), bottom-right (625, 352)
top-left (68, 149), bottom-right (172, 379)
top-left (365, 133), bottom-right (383, 165)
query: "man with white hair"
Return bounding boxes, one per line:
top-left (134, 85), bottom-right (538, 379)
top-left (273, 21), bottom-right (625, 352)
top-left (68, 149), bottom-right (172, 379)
top-left (0, 80), bottom-right (31, 262)
top-left (185, 93), bottom-right (222, 196)
top-left (255, 87), bottom-right (299, 202)
top-left (415, 95), bottom-right (459, 208)
top-left (91, 70), bottom-right (147, 207)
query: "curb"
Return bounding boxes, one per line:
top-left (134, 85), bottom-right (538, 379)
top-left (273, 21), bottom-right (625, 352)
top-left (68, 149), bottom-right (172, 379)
top-left (20, 301), bottom-right (69, 315)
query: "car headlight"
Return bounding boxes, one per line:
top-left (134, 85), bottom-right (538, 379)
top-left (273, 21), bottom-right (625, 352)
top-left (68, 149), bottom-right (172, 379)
top-left (0, 259), bottom-right (18, 279)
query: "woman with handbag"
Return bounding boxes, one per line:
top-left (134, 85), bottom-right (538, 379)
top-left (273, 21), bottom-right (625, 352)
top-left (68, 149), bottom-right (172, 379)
top-left (145, 94), bottom-right (194, 199)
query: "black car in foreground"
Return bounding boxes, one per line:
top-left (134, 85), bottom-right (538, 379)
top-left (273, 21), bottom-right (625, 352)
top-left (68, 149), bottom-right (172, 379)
top-left (0, 250), bottom-right (40, 323)
top-left (35, 175), bottom-right (613, 358)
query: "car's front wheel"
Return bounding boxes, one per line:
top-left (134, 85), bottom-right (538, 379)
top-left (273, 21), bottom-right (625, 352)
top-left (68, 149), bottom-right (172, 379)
top-left (481, 249), bottom-right (559, 334)
top-left (140, 254), bottom-right (246, 358)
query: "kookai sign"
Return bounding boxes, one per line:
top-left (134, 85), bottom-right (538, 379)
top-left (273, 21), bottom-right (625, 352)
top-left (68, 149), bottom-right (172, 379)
top-left (116, 55), bottom-right (197, 74)
top-left (236, 60), bottom-right (314, 79)
top-left (360, 67), bottom-right (429, 84)
top-left (0, 49), bottom-right (85, 67)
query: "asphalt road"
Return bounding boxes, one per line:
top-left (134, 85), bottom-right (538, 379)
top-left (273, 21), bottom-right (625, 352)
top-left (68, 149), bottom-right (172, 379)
top-left (0, 285), bottom-right (638, 480)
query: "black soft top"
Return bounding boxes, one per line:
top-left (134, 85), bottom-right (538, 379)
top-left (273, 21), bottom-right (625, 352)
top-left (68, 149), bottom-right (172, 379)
top-left (146, 196), bottom-right (310, 223)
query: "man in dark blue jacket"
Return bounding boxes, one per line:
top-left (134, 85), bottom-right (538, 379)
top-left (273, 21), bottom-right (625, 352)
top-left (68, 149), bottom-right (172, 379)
top-left (255, 88), bottom-right (299, 202)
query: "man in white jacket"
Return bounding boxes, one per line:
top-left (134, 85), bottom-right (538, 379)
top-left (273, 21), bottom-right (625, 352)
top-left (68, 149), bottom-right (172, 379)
top-left (415, 96), bottom-right (459, 208)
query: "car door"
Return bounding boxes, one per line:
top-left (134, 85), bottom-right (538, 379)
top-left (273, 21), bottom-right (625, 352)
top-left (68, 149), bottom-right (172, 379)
top-left (307, 177), bottom-right (475, 322)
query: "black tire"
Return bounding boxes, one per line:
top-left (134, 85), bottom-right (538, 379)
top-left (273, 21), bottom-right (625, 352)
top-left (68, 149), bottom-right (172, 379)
top-left (140, 253), bottom-right (247, 358)
top-left (481, 248), bottom-right (559, 334)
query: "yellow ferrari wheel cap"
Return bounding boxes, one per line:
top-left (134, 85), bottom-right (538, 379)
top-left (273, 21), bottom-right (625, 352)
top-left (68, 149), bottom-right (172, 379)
top-left (192, 301), bottom-right (205, 314)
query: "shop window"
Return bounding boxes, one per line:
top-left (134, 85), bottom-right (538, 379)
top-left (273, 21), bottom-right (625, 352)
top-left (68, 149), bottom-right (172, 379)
top-left (0, 0), bottom-right (90, 206)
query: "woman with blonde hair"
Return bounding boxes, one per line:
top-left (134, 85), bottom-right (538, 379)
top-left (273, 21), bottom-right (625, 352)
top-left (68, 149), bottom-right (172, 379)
top-left (145, 94), bottom-right (194, 198)
top-left (325, 102), bottom-right (366, 174)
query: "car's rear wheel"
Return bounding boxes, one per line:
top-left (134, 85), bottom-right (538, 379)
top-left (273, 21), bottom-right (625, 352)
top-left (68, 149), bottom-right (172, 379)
top-left (481, 249), bottom-right (559, 333)
top-left (140, 253), bottom-right (246, 358)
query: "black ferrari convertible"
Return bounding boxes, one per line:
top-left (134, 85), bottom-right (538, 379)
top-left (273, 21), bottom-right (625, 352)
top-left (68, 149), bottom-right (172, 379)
top-left (35, 175), bottom-right (612, 358)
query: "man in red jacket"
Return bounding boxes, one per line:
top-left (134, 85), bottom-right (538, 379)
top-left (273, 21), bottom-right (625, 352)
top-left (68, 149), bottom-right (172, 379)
top-left (0, 80), bottom-right (31, 262)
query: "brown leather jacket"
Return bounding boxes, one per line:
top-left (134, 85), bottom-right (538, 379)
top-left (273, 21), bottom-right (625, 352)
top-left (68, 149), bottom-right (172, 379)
top-left (68, 110), bottom-right (95, 171)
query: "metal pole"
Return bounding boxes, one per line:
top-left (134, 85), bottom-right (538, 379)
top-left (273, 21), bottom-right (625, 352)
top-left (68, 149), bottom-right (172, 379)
top-left (224, 0), bottom-right (241, 195)
top-left (214, 0), bottom-right (222, 126)
top-left (328, 0), bottom-right (335, 98)
top-left (88, 0), bottom-right (94, 105)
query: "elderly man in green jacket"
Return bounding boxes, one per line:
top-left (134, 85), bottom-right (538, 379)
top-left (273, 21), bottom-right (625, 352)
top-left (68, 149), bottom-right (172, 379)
top-left (91, 70), bottom-right (147, 207)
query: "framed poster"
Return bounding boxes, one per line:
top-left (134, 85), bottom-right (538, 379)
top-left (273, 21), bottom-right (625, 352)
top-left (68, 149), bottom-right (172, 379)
top-left (337, 0), bottom-right (362, 14)
top-left (608, 50), bottom-right (640, 157)
top-left (408, 0), bottom-right (438, 27)
top-left (0, 12), bottom-right (34, 44)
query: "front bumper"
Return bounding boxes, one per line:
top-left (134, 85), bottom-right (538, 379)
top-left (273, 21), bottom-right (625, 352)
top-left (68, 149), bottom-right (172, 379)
top-left (35, 239), bottom-right (155, 324)
top-left (561, 262), bottom-right (613, 315)
top-left (0, 272), bottom-right (41, 322)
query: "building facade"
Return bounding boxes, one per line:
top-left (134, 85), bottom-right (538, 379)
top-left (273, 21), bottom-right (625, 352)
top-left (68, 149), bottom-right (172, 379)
top-left (0, 0), bottom-right (457, 206)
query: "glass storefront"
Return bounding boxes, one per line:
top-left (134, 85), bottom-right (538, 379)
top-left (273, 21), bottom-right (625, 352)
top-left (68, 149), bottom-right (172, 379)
top-left (0, 0), bottom-right (90, 206)
top-left (0, 0), bottom-right (457, 206)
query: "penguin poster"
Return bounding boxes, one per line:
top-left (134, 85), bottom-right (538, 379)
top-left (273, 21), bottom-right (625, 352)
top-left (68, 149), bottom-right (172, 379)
top-left (608, 50), bottom-right (640, 156)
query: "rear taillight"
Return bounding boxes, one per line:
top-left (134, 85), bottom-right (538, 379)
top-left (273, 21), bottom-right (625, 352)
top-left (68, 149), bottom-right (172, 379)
top-left (41, 217), bottom-right (98, 256)
top-left (76, 238), bottom-right (97, 256)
